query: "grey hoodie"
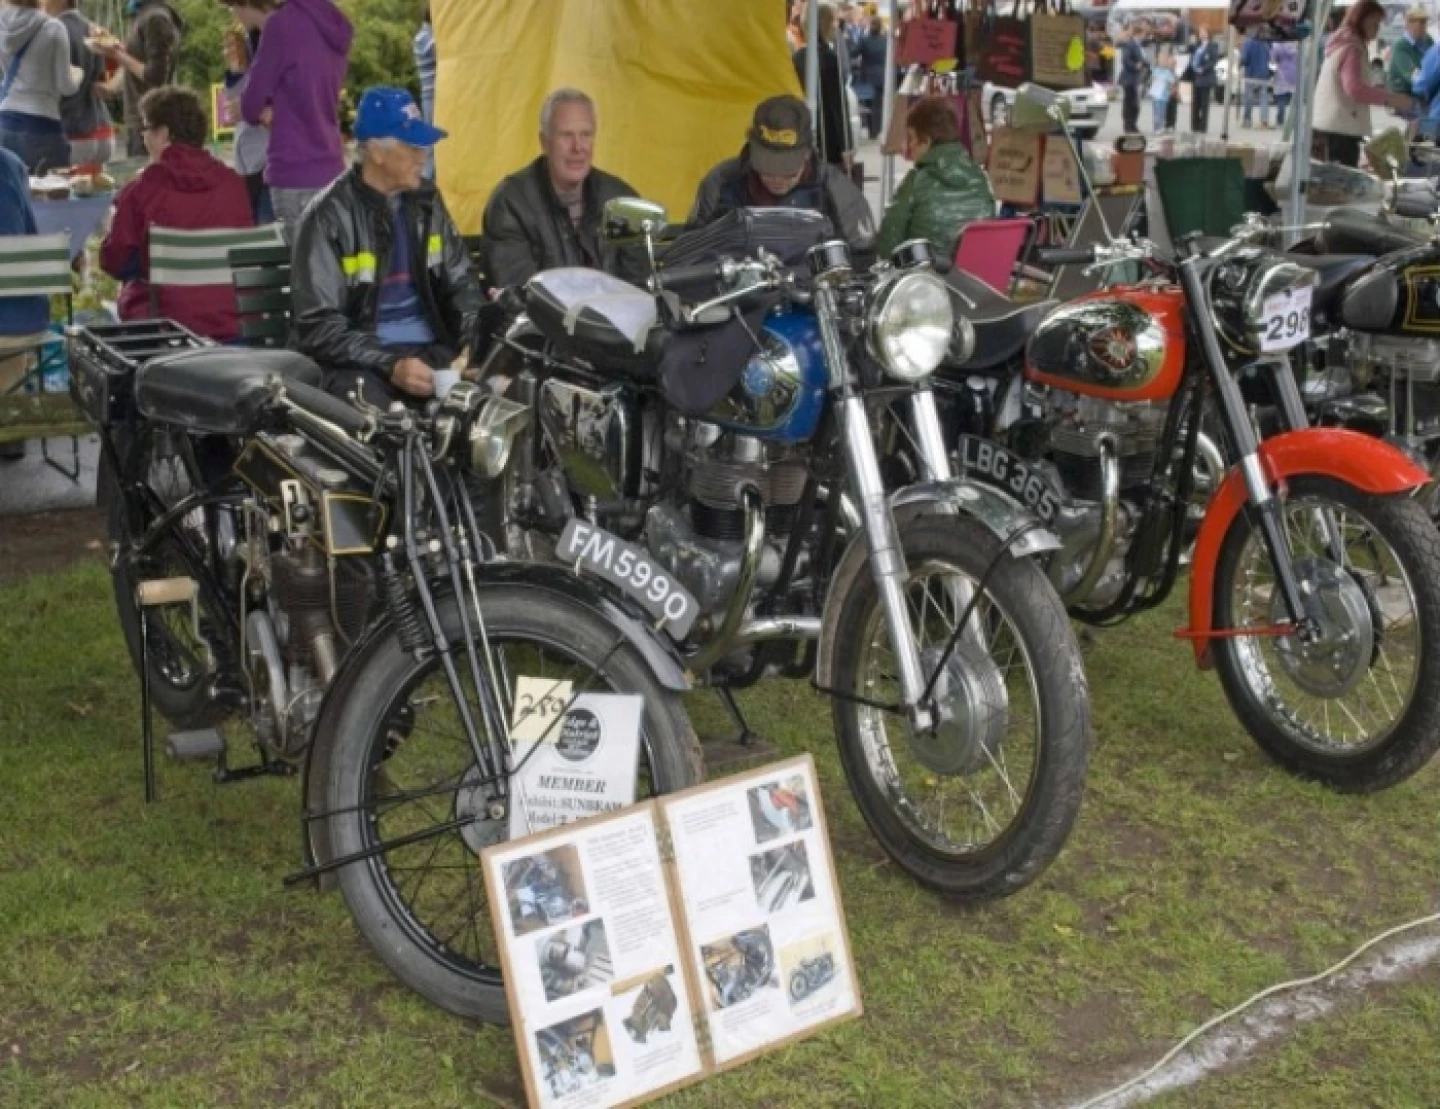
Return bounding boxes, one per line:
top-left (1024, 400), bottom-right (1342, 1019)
top-left (0, 6), bottom-right (81, 122)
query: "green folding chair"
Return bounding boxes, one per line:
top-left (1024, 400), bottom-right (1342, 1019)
top-left (148, 223), bottom-right (286, 328)
top-left (229, 240), bottom-right (292, 349)
top-left (0, 231), bottom-right (79, 479)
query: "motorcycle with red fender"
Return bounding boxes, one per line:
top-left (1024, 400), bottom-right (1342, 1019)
top-left (930, 169), bottom-right (1440, 792)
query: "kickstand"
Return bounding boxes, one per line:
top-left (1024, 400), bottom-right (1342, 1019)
top-left (716, 686), bottom-right (759, 748)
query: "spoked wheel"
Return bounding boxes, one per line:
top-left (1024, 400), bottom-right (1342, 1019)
top-left (1213, 476), bottom-right (1440, 792)
top-left (101, 430), bottom-right (229, 728)
top-left (831, 514), bottom-right (1091, 901)
top-left (323, 589), bottom-right (701, 1021)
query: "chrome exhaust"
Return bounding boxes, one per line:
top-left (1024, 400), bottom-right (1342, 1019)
top-left (686, 486), bottom-right (766, 673)
top-left (1065, 433), bottom-right (1120, 607)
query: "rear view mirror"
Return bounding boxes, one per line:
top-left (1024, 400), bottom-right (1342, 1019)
top-left (603, 198), bottom-right (669, 243)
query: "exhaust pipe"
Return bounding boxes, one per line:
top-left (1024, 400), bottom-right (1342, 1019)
top-left (1065, 433), bottom-right (1120, 607)
top-left (686, 486), bottom-right (765, 674)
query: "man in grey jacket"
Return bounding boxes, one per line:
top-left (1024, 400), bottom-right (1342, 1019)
top-left (688, 95), bottom-right (875, 262)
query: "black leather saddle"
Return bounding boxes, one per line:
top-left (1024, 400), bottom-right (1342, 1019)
top-left (135, 348), bottom-right (323, 435)
top-left (942, 270), bottom-right (1058, 372)
top-left (1315, 210), bottom-right (1427, 257)
top-left (525, 268), bottom-right (665, 379)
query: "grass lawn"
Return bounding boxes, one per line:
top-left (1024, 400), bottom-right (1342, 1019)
top-left (1, 555), bottom-right (1437, 1108)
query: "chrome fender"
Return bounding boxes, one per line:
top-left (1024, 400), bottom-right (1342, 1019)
top-left (814, 479), bottom-right (1061, 689)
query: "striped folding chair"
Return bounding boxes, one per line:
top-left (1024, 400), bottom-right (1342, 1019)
top-left (148, 223), bottom-right (286, 335)
top-left (0, 231), bottom-right (79, 478)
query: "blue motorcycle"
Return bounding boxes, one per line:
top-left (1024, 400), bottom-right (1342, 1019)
top-left (477, 202), bottom-right (1092, 900)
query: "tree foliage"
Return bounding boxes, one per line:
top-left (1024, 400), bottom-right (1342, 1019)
top-left (172, 0), bottom-right (424, 121)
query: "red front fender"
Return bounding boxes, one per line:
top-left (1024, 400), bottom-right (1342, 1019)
top-left (1183, 429), bottom-right (1431, 667)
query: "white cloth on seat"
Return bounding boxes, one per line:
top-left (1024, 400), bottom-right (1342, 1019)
top-left (527, 268), bottom-right (658, 353)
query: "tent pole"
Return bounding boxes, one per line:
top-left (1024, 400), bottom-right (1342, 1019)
top-left (880, 0), bottom-right (899, 208)
top-left (1287, 0), bottom-right (1332, 243)
top-left (806, 0), bottom-right (822, 134)
top-left (1220, 25), bottom-right (1236, 140)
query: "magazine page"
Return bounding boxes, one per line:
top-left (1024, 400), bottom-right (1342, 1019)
top-left (483, 807), bottom-right (704, 1109)
top-left (661, 754), bottom-right (861, 1067)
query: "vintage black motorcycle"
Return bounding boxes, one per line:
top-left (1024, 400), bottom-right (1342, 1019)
top-left (475, 201), bottom-right (1092, 902)
top-left (71, 320), bottom-right (702, 1021)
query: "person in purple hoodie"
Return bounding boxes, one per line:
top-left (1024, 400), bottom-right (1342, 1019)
top-left (239, 0), bottom-right (352, 237)
top-left (1272, 40), bottom-right (1299, 129)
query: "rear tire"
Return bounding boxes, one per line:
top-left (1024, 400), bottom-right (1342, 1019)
top-left (323, 588), bottom-right (702, 1021)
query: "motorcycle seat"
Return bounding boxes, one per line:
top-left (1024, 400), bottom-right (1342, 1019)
top-left (1315, 210), bottom-right (1427, 257)
top-left (526, 268), bottom-right (665, 380)
top-left (135, 348), bottom-right (324, 435)
top-left (1287, 254), bottom-right (1375, 317)
top-left (941, 270), bottom-right (1057, 372)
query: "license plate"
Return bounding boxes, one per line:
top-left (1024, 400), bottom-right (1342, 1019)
top-left (1259, 286), bottom-right (1313, 353)
top-left (957, 436), bottom-right (1061, 524)
top-left (556, 519), bottom-right (700, 640)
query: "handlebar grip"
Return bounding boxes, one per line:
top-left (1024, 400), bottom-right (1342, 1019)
top-left (1036, 248), bottom-right (1097, 266)
top-left (652, 261), bottom-right (721, 293)
top-left (285, 380), bottom-right (371, 436)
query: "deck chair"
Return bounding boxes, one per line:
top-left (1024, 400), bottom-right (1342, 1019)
top-left (953, 218), bottom-right (1034, 295)
top-left (0, 231), bottom-right (79, 479)
top-left (229, 241), bottom-right (292, 349)
top-left (148, 223), bottom-right (286, 334)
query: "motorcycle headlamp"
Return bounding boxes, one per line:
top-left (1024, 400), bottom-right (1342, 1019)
top-left (432, 383), bottom-right (531, 477)
top-left (867, 271), bottom-right (954, 382)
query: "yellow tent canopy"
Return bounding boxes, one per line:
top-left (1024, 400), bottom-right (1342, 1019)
top-left (432, 0), bottom-right (803, 236)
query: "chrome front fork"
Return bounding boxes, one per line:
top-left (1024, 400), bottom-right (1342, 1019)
top-left (840, 395), bottom-right (933, 728)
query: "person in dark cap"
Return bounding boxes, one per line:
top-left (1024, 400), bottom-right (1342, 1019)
top-left (290, 86), bottom-right (480, 408)
top-left (688, 94), bottom-right (875, 258)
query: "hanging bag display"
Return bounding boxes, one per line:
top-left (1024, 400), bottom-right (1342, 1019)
top-left (1228, 0), bottom-right (1312, 42)
top-left (897, 0), bottom-right (962, 68)
top-left (1030, 0), bottom-right (1087, 89)
top-left (972, 0), bottom-right (1031, 87)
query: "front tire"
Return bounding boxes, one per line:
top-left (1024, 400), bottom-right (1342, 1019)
top-left (1212, 476), bottom-right (1440, 792)
top-left (831, 514), bottom-right (1091, 901)
top-left (323, 587), bottom-right (702, 1021)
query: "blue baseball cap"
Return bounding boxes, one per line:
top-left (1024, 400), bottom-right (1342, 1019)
top-left (353, 86), bottom-right (447, 147)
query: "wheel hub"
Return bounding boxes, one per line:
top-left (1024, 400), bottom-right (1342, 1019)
top-left (907, 642), bottom-right (1010, 775)
top-left (1271, 558), bottom-right (1376, 698)
top-left (455, 765), bottom-right (509, 854)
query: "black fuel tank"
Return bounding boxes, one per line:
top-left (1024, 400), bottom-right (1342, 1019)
top-left (1338, 243), bottom-right (1440, 337)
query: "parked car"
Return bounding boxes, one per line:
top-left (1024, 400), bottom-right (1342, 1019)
top-left (984, 81), bottom-right (1111, 139)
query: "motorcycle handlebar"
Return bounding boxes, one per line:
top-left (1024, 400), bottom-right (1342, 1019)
top-left (1037, 247), bottom-right (1097, 266)
top-left (285, 380), bottom-right (372, 437)
top-left (651, 262), bottom-right (721, 293)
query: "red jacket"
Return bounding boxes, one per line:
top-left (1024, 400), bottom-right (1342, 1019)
top-left (100, 144), bottom-right (255, 342)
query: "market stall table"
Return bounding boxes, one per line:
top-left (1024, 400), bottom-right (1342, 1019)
top-left (31, 193), bottom-right (113, 261)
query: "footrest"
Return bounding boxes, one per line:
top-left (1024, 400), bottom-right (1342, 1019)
top-left (165, 728), bottom-right (226, 763)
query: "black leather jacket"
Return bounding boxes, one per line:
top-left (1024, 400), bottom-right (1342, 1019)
top-left (480, 157), bottom-right (637, 288)
top-left (290, 166), bottom-right (480, 383)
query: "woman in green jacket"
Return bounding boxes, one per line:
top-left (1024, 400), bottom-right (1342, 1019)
top-left (875, 96), bottom-right (997, 261)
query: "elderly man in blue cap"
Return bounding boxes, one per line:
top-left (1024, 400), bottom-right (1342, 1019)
top-left (291, 86), bottom-right (480, 408)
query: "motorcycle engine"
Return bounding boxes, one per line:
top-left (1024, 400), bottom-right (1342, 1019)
top-left (1328, 334), bottom-right (1440, 446)
top-left (645, 419), bottom-right (809, 617)
top-left (1032, 389), bottom-right (1168, 608)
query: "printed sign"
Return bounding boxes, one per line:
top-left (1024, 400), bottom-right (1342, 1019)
top-left (210, 83), bottom-right (237, 143)
top-left (507, 681), bottom-right (644, 840)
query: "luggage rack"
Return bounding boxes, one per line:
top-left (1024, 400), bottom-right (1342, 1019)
top-left (68, 319), bottom-right (210, 429)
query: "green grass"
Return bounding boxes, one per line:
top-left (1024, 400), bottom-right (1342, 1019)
top-left (1, 558), bottom-right (1438, 1108)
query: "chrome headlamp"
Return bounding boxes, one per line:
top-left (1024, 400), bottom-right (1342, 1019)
top-left (866, 271), bottom-right (954, 382)
top-left (432, 382), bottom-right (531, 477)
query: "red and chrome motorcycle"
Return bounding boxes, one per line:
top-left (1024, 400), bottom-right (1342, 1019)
top-left (929, 226), bottom-right (1440, 793)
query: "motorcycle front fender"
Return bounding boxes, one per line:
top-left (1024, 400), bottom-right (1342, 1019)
top-left (1183, 428), bottom-right (1432, 667)
top-left (814, 478), bottom-right (1062, 690)
top-left (299, 560), bottom-right (692, 884)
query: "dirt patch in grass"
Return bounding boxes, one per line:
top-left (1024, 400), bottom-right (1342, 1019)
top-left (0, 507), bottom-right (103, 584)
